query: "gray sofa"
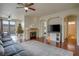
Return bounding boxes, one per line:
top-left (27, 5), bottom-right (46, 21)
top-left (0, 34), bottom-right (27, 56)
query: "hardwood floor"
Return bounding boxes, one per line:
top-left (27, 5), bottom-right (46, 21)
top-left (62, 41), bottom-right (79, 56)
top-left (36, 38), bottom-right (79, 56)
top-left (53, 41), bottom-right (79, 56)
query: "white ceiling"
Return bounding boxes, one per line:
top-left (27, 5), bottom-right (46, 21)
top-left (0, 3), bottom-right (79, 19)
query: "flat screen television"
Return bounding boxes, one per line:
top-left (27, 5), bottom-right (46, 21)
top-left (48, 24), bottom-right (61, 32)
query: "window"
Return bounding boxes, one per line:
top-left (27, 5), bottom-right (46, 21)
top-left (3, 20), bottom-right (9, 25)
top-left (10, 21), bottom-right (15, 25)
top-left (3, 20), bottom-right (16, 34)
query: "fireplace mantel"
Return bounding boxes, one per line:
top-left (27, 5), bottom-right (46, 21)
top-left (29, 28), bottom-right (38, 32)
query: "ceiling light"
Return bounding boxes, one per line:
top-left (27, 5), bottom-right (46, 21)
top-left (24, 7), bottom-right (29, 10)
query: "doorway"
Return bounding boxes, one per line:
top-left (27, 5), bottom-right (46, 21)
top-left (64, 15), bottom-right (77, 51)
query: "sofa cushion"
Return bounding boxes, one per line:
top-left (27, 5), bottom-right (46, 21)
top-left (3, 40), bottom-right (15, 47)
top-left (2, 37), bottom-right (12, 42)
top-left (4, 43), bottom-right (24, 56)
top-left (0, 40), bottom-right (3, 45)
top-left (0, 45), bottom-right (4, 56)
top-left (3, 32), bottom-right (10, 38)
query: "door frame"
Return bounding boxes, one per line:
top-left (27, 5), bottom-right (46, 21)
top-left (64, 15), bottom-right (77, 45)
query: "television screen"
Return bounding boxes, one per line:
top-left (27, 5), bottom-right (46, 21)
top-left (48, 24), bottom-right (60, 32)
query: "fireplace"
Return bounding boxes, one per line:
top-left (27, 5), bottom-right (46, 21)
top-left (30, 32), bottom-right (37, 39)
top-left (29, 28), bottom-right (38, 40)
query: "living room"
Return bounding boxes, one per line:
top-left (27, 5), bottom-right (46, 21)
top-left (0, 3), bottom-right (79, 56)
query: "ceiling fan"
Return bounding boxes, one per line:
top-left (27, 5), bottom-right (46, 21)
top-left (17, 3), bottom-right (36, 12)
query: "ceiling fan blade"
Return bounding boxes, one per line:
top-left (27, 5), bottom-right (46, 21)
top-left (28, 3), bottom-right (34, 6)
top-left (28, 7), bottom-right (36, 11)
top-left (17, 3), bottom-right (24, 6)
top-left (16, 7), bottom-right (24, 8)
top-left (17, 3), bottom-right (24, 8)
top-left (25, 3), bottom-right (34, 7)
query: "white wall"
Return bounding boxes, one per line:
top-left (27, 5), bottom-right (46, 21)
top-left (40, 8), bottom-right (79, 44)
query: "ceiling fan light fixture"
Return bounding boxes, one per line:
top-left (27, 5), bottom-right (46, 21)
top-left (24, 7), bottom-right (29, 10)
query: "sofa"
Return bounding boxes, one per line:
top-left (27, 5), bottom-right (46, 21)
top-left (0, 33), bottom-right (27, 56)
